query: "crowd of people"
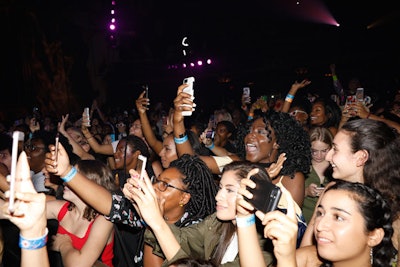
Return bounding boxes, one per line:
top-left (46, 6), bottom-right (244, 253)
top-left (1, 63), bottom-right (400, 267)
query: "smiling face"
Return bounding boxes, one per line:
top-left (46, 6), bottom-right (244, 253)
top-left (215, 170), bottom-right (240, 221)
top-left (158, 135), bottom-right (178, 169)
top-left (114, 139), bottom-right (137, 170)
top-left (314, 190), bottom-right (371, 264)
top-left (244, 117), bottom-right (275, 163)
top-left (325, 131), bottom-right (364, 183)
top-left (310, 102), bottom-right (328, 126)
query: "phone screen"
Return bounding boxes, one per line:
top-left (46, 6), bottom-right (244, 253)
top-left (136, 155), bottom-right (147, 180)
top-left (245, 174), bottom-right (282, 213)
top-left (55, 132), bottom-right (60, 162)
top-left (8, 131), bottom-right (25, 213)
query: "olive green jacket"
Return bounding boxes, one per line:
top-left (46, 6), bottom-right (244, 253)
top-left (144, 213), bottom-right (274, 267)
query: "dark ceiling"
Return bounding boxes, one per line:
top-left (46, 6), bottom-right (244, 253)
top-left (1, 0), bottom-right (399, 116)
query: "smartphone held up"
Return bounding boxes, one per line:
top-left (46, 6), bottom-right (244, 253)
top-left (136, 155), bottom-right (147, 181)
top-left (244, 173), bottom-right (282, 213)
top-left (82, 107), bottom-right (91, 127)
top-left (181, 77), bottom-right (195, 116)
top-left (8, 131), bottom-right (25, 214)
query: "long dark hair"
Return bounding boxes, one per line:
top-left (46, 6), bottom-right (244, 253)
top-left (321, 180), bottom-right (395, 267)
top-left (211, 161), bottom-right (269, 266)
top-left (341, 119), bottom-right (400, 220)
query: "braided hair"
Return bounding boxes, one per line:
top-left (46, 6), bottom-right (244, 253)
top-left (321, 180), bottom-right (395, 267)
top-left (169, 154), bottom-right (218, 226)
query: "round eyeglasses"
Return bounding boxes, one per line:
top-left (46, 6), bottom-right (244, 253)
top-left (153, 178), bottom-right (188, 193)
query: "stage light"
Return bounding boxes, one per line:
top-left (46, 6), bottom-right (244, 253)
top-left (182, 63), bottom-right (187, 68)
top-left (207, 59), bottom-right (212, 64)
top-left (109, 24), bottom-right (116, 31)
top-left (190, 62), bottom-right (195, 67)
top-left (197, 60), bottom-right (203, 66)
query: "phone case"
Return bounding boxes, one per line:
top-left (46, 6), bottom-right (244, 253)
top-left (136, 155), bottom-right (147, 180)
top-left (182, 77), bottom-right (195, 116)
top-left (245, 174), bottom-right (282, 213)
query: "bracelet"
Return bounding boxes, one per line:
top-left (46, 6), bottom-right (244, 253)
top-left (366, 113), bottom-right (371, 119)
top-left (19, 228), bottom-right (48, 250)
top-left (61, 166), bottom-right (77, 183)
top-left (236, 214), bottom-right (255, 228)
top-left (285, 94), bottom-right (295, 103)
top-left (206, 142), bottom-right (215, 150)
top-left (174, 135), bottom-right (188, 144)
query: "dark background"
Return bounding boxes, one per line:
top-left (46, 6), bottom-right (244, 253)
top-left (1, 0), bottom-right (399, 121)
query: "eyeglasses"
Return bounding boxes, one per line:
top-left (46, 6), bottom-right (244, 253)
top-left (311, 148), bottom-right (330, 156)
top-left (116, 123), bottom-right (126, 128)
top-left (24, 144), bottom-right (46, 152)
top-left (153, 178), bottom-right (188, 193)
top-left (289, 110), bottom-right (308, 117)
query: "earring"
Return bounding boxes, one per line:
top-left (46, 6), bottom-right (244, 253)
top-left (179, 203), bottom-right (183, 207)
top-left (370, 247), bottom-right (373, 265)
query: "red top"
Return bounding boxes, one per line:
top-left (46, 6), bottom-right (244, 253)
top-left (57, 202), bottom-right (114, 266)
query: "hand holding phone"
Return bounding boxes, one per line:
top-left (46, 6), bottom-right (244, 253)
top-left (242, 87), bottom-right (251, 104)
top-left (55, 132), bottom-right (60, 163)
top-left (8, 131), bottom-right (25, 214)
top-left (182, 77), bottom-right (195, 116)
top-left (244, 173), bottom-right (282, 213)
top-left (136, 155), bottom-right (147, 181)
top-left (82, 107), bottom-right (91, 127)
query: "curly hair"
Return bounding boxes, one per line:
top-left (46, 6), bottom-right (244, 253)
top-left (264, 110), bottom-right (311, 177)
top-left (321, 180), bottom-right (395, 267)
top-left (169, 154), bottom-right (218, 227)
top-left (69, 159), bottom-right (117, 221)
top-left (341, 119), bottom-right (400, 220)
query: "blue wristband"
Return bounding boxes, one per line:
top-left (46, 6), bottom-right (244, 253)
top-left (174, 135), bottom-right (188, 144)
top-left (206, 142), bottom-right (215, 150)
top-left (61, 166), bottom-right (77, 183)
top-left (236, 214), bottom-right (255, 228)
top-left (19, 228), bottom-right (48, 250)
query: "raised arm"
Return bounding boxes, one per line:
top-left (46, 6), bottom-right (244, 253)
top-left (173, 83), bottom-right (196, 157)
top-left (58, 114), bottom-right (94, 160)
top-left (2, 152), bottom-right (49, 267)
top-left (123, 171), bottom-right (181, 260)
top-left (281, 79), bottom-right (311, 113)
top-left (81, 124), bottom-right (114, 155)
top-left (45, 142), bottom-right (113, 215)
top-left (135, 90), bottom-right (163, 154)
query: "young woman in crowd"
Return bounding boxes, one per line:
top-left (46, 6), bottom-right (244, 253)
top-left (173, 83), bottom-right (310, 246)
top-left (302, 126), bottom-right (333, 223)
top-left (1, 159), bottom-right (117, 267)
top-left (45, 141), bottom-right (218, 267)
top-left (309, 97), bottom-right (342, 137)
top-left (301, 119), bottom-right (400, 265)
top-left (123, 161), bottom-right (275, 267)
top-left (237, 178), bottom-right (395, 267)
